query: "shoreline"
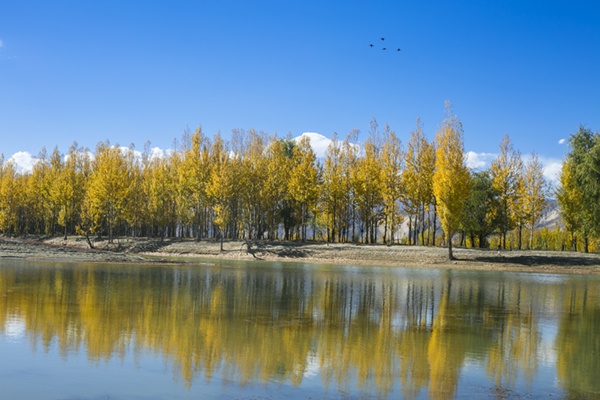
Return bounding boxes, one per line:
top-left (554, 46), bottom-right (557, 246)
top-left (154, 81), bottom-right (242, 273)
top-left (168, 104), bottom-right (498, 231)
top-left (1, 235), bottom-right (600, 275)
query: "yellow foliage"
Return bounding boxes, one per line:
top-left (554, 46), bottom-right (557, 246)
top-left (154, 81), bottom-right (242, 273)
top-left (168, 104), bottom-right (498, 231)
top-left (432, 103), bottom-right (471, 259)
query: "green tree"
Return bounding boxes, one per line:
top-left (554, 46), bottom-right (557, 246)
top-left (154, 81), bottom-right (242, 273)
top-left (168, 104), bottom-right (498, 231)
top-left (460, 170), bottom-right (498, 248)
top-left (564, 126), bottom-right (600, 252)
top-left (266, 138), bottom-right (295, 240)
top-left (556, 159), bottom-right (582, 250)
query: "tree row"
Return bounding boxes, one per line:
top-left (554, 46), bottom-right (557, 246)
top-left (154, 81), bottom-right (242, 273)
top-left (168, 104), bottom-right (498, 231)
top-left (1, 106), bottom-right (597, 255)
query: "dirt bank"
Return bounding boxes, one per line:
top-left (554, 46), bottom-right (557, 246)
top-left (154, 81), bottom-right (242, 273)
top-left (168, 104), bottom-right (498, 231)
top-left (2, 235), bottom-right (600, 275)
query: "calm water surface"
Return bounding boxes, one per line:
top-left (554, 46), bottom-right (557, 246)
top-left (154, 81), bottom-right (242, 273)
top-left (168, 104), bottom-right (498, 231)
top-left (0, 259), bottom-right (599, 399)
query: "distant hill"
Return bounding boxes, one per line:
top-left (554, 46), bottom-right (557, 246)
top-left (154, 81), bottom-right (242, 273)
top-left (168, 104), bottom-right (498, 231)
top-left (536, 199), bottom-right (563, 229)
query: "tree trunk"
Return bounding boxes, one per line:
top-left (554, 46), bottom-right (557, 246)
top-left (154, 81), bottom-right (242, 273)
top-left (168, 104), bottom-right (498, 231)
top-left (448, 232), bottom-right (455, 260)
top-left (432, 202), bottom-right (437, 247)
top-left (478, 233), bottom-right (487, 248)
top-left (301, 203), bottom-right (306, 242)
top-left (374, 221), bottom-right (378, 244)
top-left (389, 211), bottom-right (394, 246)
top-left (529, 215), bottom-right (536, 250)
top-left (420, 205), bottom-right (426, 246)
top-left (413, 216), bottom-right (418, 246)
top-left (84, 233), bottom-right (94, 249)
top-left (383, 218), bottom-right (388, 245)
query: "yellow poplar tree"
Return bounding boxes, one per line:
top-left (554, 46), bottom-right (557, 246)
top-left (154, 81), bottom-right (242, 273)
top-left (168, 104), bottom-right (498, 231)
top-left (207, 134), bottom-right (235, 250)
top-left (188, 127), bottom-right (211, 238)
top-left (234, 129), bottom-right (269, 240)
top-left (172, 127), bottom-right (210, 237)
top-left (520, 152), bottom-right (548, 249)
top-left (354, 137), bottom-right (382, 244)
top-left (46, 147), bottom-right (65, 234)
top-left (432, 102), bottom-right (471, 260)
top-left (289, 135), bottom-right (320, 241)
top-left (354, 119), bottom-right (383, 244)
top-left (28, 148), bottom-right (56, 234)
top-left (171, 135), bottom-right (194, 237)
top-left (50, 143), bottom-right (89, 238)
top-left (321, 133), bottom-right (344, 242)
top-left (141, 147), bottom-right (177, 238)
top-left (341, 130), bottom-right (360, 242)
top-left (121, 145), bottom-right (143, 237)
top-left (0, 161), bottom-right (19, 233)
top-left (379, 126), bottom-right (403, 245)
top-left (490, 134), bottom-right (523, 249)
top-left (82, 142), bottom-right (134, 243)
top-left (402, 118), bottom-right (436, 245)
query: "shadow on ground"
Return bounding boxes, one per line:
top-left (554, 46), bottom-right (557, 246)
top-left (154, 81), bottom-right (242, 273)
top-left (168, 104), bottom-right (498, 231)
top-left (252, 242), bottom-right (309, 258)
top-left (470, 255), bottom-right (600, 267)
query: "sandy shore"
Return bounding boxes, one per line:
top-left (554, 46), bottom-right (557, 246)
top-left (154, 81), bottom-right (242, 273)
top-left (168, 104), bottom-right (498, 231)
top-left (1, 235), bottom-right (600, 275)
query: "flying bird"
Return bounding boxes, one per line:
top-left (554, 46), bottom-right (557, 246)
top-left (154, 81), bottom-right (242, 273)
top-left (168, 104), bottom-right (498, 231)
top-left (369, 37), bottom-right (402, 54)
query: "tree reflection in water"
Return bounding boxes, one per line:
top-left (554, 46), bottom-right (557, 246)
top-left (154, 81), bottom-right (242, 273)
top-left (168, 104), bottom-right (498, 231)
top-left (0, 262), bottom-right (599, 398)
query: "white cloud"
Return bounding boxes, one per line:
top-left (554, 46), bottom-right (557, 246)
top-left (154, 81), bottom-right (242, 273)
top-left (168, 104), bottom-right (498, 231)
top-left (558, 138), bottom-right (566, 145)
top-left (465, 152), bottom-right (562, 185)
top-left (164, 148), bottom-right (175, 157)
top-left (118, 145), bottom-right (142, 161)
top-left (8, 151), bottom-right (36, 174)
top-left (539, 157), bottom-right (562, 184)
top-left (465, 151), bottom-right (496, 170)
top-left (64, 150), bottom-right (95, 164)
top-left (148, 147), bottom-right (165, 160)
top-left (294, 132), bottom-right (332, 158)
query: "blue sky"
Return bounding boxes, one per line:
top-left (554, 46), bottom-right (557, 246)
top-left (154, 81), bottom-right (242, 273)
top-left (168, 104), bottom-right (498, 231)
top-left (1, 1), bottom-right (599, 179)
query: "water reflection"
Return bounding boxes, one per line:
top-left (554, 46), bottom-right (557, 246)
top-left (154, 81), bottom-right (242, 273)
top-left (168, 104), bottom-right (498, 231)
top-left (1, 261), bottom-right (599, 399)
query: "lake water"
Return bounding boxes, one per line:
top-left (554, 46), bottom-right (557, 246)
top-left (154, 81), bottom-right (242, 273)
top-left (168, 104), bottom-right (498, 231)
top-left (0, 258), bottom-right (599, 399)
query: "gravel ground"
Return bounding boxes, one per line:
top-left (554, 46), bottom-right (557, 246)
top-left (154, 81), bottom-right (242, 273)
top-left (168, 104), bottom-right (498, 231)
top-left (2, 235), bottom-right (600, 275)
